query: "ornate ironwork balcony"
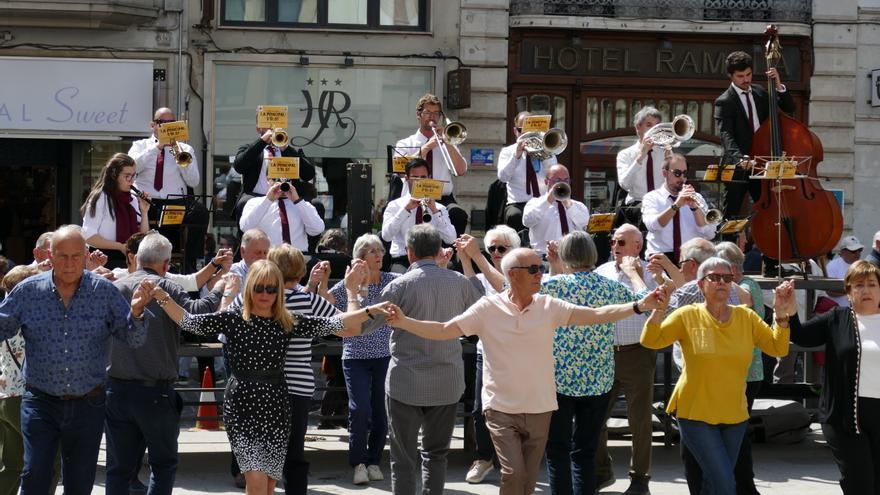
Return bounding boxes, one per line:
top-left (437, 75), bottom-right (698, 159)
top-left (510, 0), bottom-right (812, 24)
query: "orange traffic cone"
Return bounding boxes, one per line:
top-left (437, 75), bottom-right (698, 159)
top-left (195, 367), bottom-right (220, 430)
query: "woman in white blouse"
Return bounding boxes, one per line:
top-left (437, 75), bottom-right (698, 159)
top-left (81, 153), bottom-right (150, 268)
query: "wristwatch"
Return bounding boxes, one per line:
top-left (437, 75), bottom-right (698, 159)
top-left (670, 204), bottom-right (680, 212)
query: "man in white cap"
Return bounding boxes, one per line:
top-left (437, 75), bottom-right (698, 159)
top-left (867, 231), bottom-right (880, 269)
top-left (824, 235), bottom-right (864, 307)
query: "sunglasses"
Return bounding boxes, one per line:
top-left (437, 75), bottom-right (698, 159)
top-left (487, 245), bottom-right (510, 254)
top-left (154, 119), bottom-right (175, 125)
top-left (511, 264), bottom-right (546, 275)
top-left (667, 169), bottom-right (686, 178)
top-left (253, 284), bottom-right (279, 294)
top-left (703, 273), bottom-right (735, 283)
top-left (610, 239), bottom-right (627, 247)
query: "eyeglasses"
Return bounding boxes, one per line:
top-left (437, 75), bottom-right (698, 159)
top-left (667, 169), bottom-right (687, 178)
top-left (154, 119), bottom-right (174, 125)
top-left (419, 111), bottom-right (442, 118)
top-left (487, 245), bottom-right (510, 254)
top-left (610, 239), bottom-right (627, 247)
top-left (253, 284), bottom-right (279, 294)
top-left (511, 264), bottom-right (546, 275)
top-left (703, 273), bottom-right (735, 283)
top-left (679, 258), bottom-right (695, 266)
top-left (121, 173), bottom-right (135, 181)
top-left (514, 126), bottom-right (523, 132)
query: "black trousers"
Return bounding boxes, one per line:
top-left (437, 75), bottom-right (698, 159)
top-left (502, 202), bottom-right (528, 233)
top-left (823, 397), bottom-right (880, 495)
top-left (722, 169), bottom-right (761, 219)
top-left (683, 380), bottom-right (762, 495)
top-left (439, 194), bottom-right (467, 237)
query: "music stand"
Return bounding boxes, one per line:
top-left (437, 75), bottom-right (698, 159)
top-left (152, 193), bottom-right (216, 273)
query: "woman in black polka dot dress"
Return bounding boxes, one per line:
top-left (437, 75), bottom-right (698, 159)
top-left (149, 260), bottom-right (391, 495)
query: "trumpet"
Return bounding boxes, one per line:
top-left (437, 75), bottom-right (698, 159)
top-left (419, 198), bottom-right (432, 223)
top-left (550, 181), bottom-right (571, 202)
top-left (691, 194), bottom-right (723, 225)
top-left (643, 114), bottom-right (695, 148)
top-left (517, 128), bottom-right (568, 161)
top-left (271, 128), bottom-right (289, 148)
top-left (430, 118), bottom-right (467, 177)
top-left (170, 141), bottom-right (193, 167)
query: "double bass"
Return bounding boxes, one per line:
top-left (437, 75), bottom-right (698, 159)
top-left (749, 25), bottom-right (843, 264)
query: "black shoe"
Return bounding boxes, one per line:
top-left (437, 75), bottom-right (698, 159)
top-left (622, 475), bottom-right (651, 495)
top-left (596, 472), bottom-right (615, 491)
top-left (129, 478), bottom-right (148, 494)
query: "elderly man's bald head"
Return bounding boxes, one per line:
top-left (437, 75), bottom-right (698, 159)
top-left (50, 225), bottom-right (86, 251)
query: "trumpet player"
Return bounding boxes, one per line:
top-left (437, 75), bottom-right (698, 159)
top-left (381, 159), bottom-right (457, 269)
top-left (497, 111), bottom-right (557, 232)
top-left (239, 176), bottom-right (325, 251)
top-left (615, 107), bottom-right (665, 227)
top-left (522, 165), bottom-right (590, 256)
top-left (128, 107), bottom-right (207, 272)
top-left (395, 93), bottom-right (468, 236)
top-left (641, 153), bottom-right (716, 262)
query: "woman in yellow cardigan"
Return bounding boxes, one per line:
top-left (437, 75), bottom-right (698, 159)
top-left (640, 257), bottom-right (794, 495)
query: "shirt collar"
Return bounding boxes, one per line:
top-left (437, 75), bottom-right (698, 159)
top-left (731, 82), bottom-right (751, 96)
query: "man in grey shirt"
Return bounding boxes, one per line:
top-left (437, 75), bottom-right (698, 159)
top-left (107, 233), bottom-right (229, 495)
top-left (356, 224), bottom-right (483, 494)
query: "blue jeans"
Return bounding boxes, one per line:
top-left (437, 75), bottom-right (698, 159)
top-left (104, 379), bottom-right (182, 495)
top-left (545, 392), bottom-right (612, 495)
top-left (343, 357), bottom-right (390, 466)
top-left (678, 418), bottom-right (748, 495)
top-left (472, 352), bottom-right (496, 461)
top-left (19, 386), bottom-right (107, 495)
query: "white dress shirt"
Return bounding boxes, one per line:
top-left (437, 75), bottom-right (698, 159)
top-left (595, 259), bottom-right (656, 345)
top-left (381, 194), bottom-right (457, 257)
top-left (395, 129), bottom-right (466, 196)
top-left (496, 142), bottom-right (556, 204)
top-left (81, 193), bottom-right (143, 245)
top-left (823, 255), bottom-right (852, 307)
top-left (239, 196), bottom-right (325, 250)
top-left (128, 136), bottom-right (200, 200)
top-left (522, 194), bottom-right (590, 254)
top-left (249, 146), bottom-right (284, 196)
top-left (641, 186), bottom-right (716, 256)
top-left (616, 141), bottom-right (666, 204)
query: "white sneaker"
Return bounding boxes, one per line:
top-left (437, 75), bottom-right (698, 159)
top-left (353, 464), bottom-right (369, 485)
top-left (367, 464), bottom-right (384, 481)
top-left (465, 459), bottom-right (494, 484)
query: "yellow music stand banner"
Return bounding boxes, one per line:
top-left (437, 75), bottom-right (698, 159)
top-left (721, 165), bottom-right (736, 182)
top-left (392, 155), bottom-right (415, 174)
top-left (522, 115), bottom-right (551, 133)
top-left (764, 159), bottom-right (797, 179)
top-left (268, 157), bottom-right (300, 179)
top-left (411, 179), bottom-right (443, 200)
top-left (719, 219), bottom-right (749, 235)
top-left (587, 213), bottom-right (615, 233)
top-left (704, 165), bottom-right (719, 182)
top-left (257, 105), bottom-right (288, 129)
top-left (157, 121), bottom-right (189, 145)
top-left (159, 205), bottom-right (186, 227)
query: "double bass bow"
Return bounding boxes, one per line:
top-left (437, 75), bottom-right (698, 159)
top-left (749, 25), bottom-right (843, 269)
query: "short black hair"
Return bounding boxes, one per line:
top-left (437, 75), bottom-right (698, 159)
top-left (405, 158), bottom-right (430, 177)
top-left (726, 51), bottom-right (753, 75)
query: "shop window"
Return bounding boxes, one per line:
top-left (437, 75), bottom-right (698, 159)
top-left (515, 94), bottom-right (567, 130)
top-left (613, 99), bottom-right (627, 130)
top-left (222, 0), bottom-right (427, 30)
top-left (586, 97), bottom-right (599, 134)
top-left (700, 101), bottom-right (714, 134)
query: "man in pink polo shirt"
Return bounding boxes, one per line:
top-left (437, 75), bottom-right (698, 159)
top-left (385, 247), bottom-right (668, 495)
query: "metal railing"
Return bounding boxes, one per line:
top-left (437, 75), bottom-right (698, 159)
top-left (510, 0), bottom-right (812, 23)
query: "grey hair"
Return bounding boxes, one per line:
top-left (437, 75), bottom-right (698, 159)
top-left (614, 223), bottom-right (644, 244)
top-left (558, 231), bottom-right (597, 271)
top-left (35, 232), bottom-right (53, 250)
top-left (136, 233), bottom-right (173, 266)
top-left (406, 224), bottom-right (441, 259)
top-left (874, 230), bottom-right (880, 244)
top-left (680, 238), bottom-right (716, 265)
top-left (352, 234), bottom-right (385, 260)
top-left (696, 257), bottom-right (733, 280)
top-left (50, 225), bottom-right (85, 249)
top-left (715, 241), bottom-right (745, 269)
top-left (500, 247), bottom-right (534, 277)
top-left (241, 228), bottom-right (269, 247)
top-left (633, 106), bottom-right (662, 128)
top-left (484, 225), bottom-right (521, 250)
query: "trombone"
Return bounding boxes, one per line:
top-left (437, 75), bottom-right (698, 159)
top-left (271, 128), bottom-right (289, 148)
top-left (429, 118), bottom-right (467, 177)
top-left (170, 141), bottom-right (193, 167)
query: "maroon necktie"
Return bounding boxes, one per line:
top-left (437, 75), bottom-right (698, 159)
top-left (154, 148), bottom-right (165, 191)
top-left (267, 145), bottom-right (278, 156)
top-left (525, 156), bottom-right (540, 198)
top-left (557, 201), bottom-right (569, 235)
top-left (744, 91), bottom-right (755, 132)
top-left (415, 205), bottom-right (423, 225)
top-left (646, 152), bottom-right (655, 192)
top-left (278, 199), bottom-right (291, 244)
top-left (425, 148), bottom-right (434, 177)
top-left (671, 196), bottom-right (681, 263)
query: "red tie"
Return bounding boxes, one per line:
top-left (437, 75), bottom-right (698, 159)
top-left (671, 196), bottom-right (681, 263)
top-left (557, 201), bottom-right (569, 235)
top-left (154, 148), bottom-right (165, 191)
top-left (744, 91), bottom-right (755, 132)
top-left (525, 156), bottom-right (540, 198)
top-left (646, 152), bottom-right (655, 192)
top-left (425, 148), bottom-right (434, 177)
top-left (415, 205), bottom-right (423, 225)
top-left (278, 199), bottom-right (292, 244)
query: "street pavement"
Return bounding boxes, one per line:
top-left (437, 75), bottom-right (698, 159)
top-left (71, 423), bottom-right (843, 494)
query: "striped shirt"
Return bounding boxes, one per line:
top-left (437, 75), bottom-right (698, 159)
top-left (594, 260), bottom-right (655, 345)
top-left (282, 289), bottom-right (339, 397)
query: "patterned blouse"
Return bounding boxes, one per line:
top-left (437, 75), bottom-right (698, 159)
top-left (541, 271), bottom-right (638, 397)
top-left (330, 272), bottom-right (399, 360)
top-left (0, 333), bottom-right (25, 399)
top-left (741, 276), bottom-right (766, 382)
